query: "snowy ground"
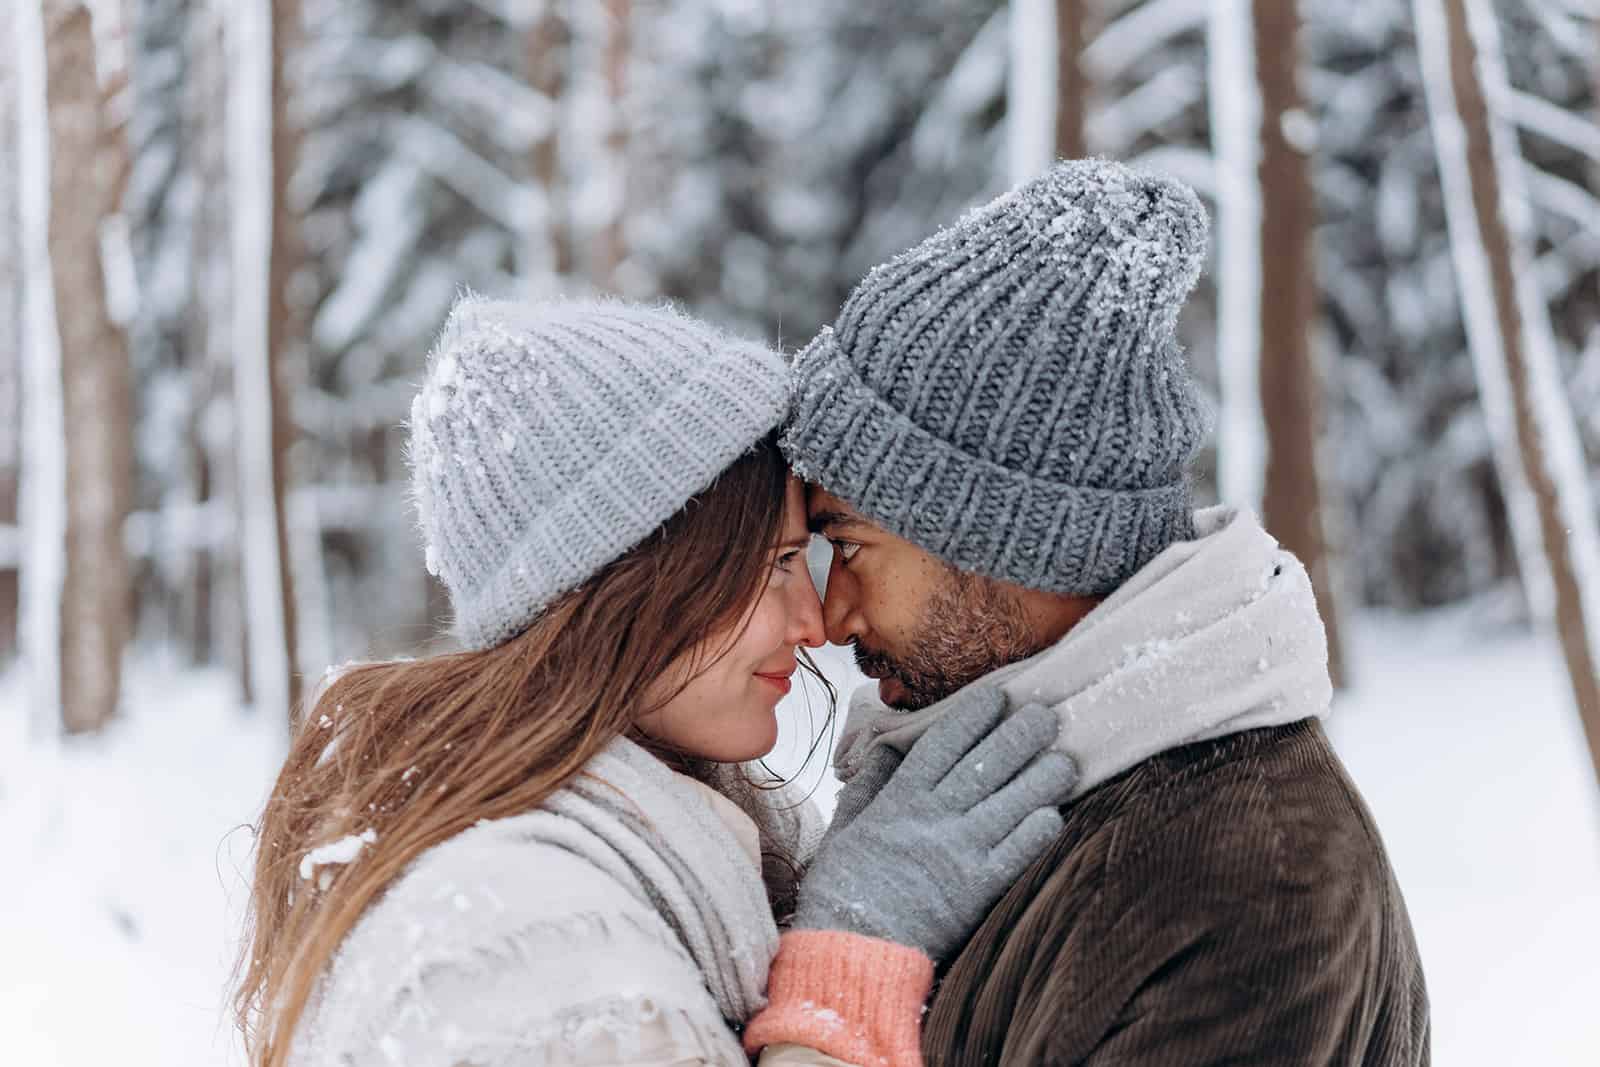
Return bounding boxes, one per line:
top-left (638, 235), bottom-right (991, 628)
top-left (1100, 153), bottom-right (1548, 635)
top-left (1, 613), bottom-right (1597, 1066)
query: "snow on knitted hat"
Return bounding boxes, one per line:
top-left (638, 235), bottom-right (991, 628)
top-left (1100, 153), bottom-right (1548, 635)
top-left (409, 295), bottom-right (791, 650)
top-left (782, 158), bottom-right (1213, 597)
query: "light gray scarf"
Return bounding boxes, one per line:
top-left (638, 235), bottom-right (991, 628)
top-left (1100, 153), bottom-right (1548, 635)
top-left (835, 507), bottom-right (1333, 796)
top-left (297, 738), bottom-right (790, 1066)
top-left (540, 738), bottom-right (780, 1021)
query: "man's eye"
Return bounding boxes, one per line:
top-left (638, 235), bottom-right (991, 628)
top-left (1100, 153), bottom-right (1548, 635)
top-left (831, 540), bottom-right (861, 564)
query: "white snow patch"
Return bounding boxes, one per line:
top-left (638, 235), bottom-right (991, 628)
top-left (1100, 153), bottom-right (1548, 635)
top-left (298, 829), bottom-right (378, 882)
top-left (1280, 108), bottom-right (1317, 153)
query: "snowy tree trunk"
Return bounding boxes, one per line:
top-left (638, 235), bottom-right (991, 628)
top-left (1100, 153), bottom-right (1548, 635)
top-left (1251, 0), bottom-right (1345, 687)
top-left (15, 0), bottom-right (66, 735)
top-left (269, 0), bottom-right (304, 717)
top-left (0, 0), bottom-right (22, 660)
top-left (1053, 0), bottom-right (1088, 160)
top-left (595, 0), bottom-right (630, 290)
top-left (186, 2), bottom-right (232, 673)
top-left (228, 0), bottom-right (294, 722)
top-left (40, 0), bottom-right (135, 734)
top-left (526, 0), bottom-right (572, 293)
top-left (1414, 0), bottom-right (1600, 783)
top-left (1209, 0), bottom-right (1265, 511)
top-left (1009, 0), bottom-right (1056, 185)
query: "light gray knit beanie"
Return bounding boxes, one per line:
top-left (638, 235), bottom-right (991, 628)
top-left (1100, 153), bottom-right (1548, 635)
top-left (408, 295), bottom-right (791, 650)
top-left (782, 158), bottom-right (1213, 597)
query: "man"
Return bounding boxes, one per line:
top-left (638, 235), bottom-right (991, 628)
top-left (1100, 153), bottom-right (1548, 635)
top-left (782, 160), bottom-right (1429, 1065)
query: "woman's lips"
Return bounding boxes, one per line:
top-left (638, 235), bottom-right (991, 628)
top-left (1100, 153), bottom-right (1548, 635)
top-left (755, 672), bottom-right (793, 696)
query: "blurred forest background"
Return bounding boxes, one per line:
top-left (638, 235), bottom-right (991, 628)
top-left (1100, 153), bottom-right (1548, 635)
top-left (5, 2), bottom-right (1600, 1065)
top-left (4, 0), bottom-right (1600, 748)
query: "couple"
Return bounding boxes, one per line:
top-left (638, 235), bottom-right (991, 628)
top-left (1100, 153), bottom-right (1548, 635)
top-left (236, 160), bottom-right (1428, 1067)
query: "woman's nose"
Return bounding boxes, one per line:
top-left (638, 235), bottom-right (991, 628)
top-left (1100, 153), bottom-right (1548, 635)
top-left (788, 572), bottom-right (826, 649)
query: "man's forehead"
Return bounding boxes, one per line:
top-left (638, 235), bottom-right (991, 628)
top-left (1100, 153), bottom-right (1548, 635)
top-left (804, 487), bottom-right (875, 533)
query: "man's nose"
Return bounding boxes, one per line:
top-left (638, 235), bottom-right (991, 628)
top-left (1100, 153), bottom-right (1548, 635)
top-left (822, 563), bottom-right (865, 646)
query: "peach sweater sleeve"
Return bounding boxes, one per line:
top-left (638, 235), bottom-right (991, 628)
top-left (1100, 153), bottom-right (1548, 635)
top-left (743, 930), bottom-right (935, 1067)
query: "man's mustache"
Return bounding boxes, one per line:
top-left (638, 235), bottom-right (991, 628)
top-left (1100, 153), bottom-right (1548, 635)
top-left (851, 642), bottom-right (904, 683)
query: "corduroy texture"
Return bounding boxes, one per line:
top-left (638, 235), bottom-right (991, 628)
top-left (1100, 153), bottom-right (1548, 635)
top-left (783, 158), bottom-right (1213, 596)
top-left (408, 295), bottom-right (791, 650)
top-left (744, 930), bottom-right (935, 1067)
top-left (920, 721), bottom-right (1431, 1066)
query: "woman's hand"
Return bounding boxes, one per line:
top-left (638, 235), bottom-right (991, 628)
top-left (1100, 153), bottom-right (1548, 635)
top-left (791, 685), bottom-right (1076, 962)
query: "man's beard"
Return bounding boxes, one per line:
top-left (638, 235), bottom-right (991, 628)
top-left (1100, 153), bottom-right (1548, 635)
top-left (853, 566), bottom-right (1044, 710)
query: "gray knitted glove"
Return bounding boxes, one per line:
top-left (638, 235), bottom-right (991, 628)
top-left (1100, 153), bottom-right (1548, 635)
top-left (793, 685), bottom-right (1077, 961)
top-left (825, 743), bottom-right (903, 838)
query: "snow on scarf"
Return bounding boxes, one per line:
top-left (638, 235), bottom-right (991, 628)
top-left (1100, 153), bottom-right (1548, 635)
top-left (297, 737), bottom-right (781, 1065)
top-left (834, 507), bottom-right (1333, 797)
top-left (537, 739), bottom-right (780, 1018)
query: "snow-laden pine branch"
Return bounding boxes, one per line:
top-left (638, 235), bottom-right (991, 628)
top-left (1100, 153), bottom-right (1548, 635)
top-left (1083, 0), bottom-right (1206, 84)
top-left (1507, 88), bottom-right (1600, 165)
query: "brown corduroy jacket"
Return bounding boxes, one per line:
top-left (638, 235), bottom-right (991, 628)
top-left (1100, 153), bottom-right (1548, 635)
top-left (921, 719), bottom-right (1430, 1066)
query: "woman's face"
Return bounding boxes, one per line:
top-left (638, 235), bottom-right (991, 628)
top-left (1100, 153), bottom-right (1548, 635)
top-left (637, 477), bottom-right (826, 763)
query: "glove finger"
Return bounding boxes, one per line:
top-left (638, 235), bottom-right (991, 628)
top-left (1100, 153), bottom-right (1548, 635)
top-left (825, 743), bottom-right (904, 838)
top-left (935, 701), bottom-right (1060, 809)
top-left (979, 806), bottom-right (1066, 893)
top-left (893, 683), bottom-right (1006, 791)
top-left (964, 751), bottom-right (1079, 846)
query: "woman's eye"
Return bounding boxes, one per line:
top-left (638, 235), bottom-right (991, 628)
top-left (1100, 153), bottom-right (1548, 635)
top-left (775, 549), bottom-right (802, 572)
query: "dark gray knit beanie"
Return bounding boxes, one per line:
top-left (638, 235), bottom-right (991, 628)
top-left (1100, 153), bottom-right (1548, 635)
top-left (782, 158), bottom-right (1212, 597)
top-left (409, 295), bottom-right (791, 650)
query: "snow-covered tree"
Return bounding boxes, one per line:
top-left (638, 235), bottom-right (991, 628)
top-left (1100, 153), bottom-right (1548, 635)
top-left (1010, 0), bottom-right (1058, 184)
top-left (267, 0), bottom-right (309, 715)
top-left (592, 0), bottom-right (631, 290)
top-left (523, 0), bottom-right (573, 291)
top-left (61, 0), bottom-right (1600, 688)
top-left (227, 0), bottom-right (295, 719)
top-left (1054, 0), bottom-right (1091, 159)
top-left (0, 0), bottom-right (22, 660)
top-left (1005, 0), bottom-right (1094, 178)
top-left (1211, 0), bottom-right (1346, 683)
top-left (34, 0), bottom-right (136, 733)
top-left (1414, 0), bottom-right (1600, 780)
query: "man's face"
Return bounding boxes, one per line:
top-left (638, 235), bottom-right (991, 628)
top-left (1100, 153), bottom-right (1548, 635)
top-left (807, 488), bottom-right (1041, 710)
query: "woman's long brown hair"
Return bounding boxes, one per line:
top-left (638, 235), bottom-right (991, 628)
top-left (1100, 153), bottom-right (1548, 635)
top-left (233, 432), bottom-right (830, 1066)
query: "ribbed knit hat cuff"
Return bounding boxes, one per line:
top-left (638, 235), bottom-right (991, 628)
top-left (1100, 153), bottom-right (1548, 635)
top-left (452, 338), bottom-right (790, 650)
top-left (781, 329), bottom-right (1195, 597)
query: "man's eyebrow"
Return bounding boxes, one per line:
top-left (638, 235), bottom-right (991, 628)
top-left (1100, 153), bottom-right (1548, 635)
top-left (808, 510), bottom-right (868, 534)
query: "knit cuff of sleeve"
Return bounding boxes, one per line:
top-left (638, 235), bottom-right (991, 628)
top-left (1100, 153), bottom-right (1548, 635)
top-left (742, 930), bottom-right (934, 1067)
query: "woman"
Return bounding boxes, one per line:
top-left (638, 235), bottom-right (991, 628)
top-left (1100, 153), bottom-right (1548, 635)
top-left (233, 297), bottom-right (1075, 1067)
